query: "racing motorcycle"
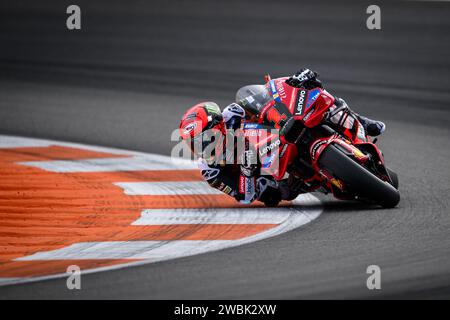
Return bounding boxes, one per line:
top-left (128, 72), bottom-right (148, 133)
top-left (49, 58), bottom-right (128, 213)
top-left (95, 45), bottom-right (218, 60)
top-left (236, 75), bottom-right (400, 208)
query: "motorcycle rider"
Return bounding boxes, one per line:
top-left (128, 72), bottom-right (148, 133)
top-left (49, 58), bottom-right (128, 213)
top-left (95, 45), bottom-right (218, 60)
top-left (179, 100), bottom-right (277, 205)
top-left (178, 69), bottom-right (386, 205)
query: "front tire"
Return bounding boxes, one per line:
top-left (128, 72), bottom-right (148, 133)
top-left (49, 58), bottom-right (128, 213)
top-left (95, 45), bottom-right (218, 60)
top-left (318, 144), bottom-right (400, 208)
top-left (387, 167), bottom-right (399, 189)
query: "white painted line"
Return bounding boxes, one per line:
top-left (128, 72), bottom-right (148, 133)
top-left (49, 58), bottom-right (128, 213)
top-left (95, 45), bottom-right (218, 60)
top-left (0, 135), bottom-right (323, 287)
top-left (19, 156), bottom-right (197, 172)
top-left (15, 194), bottom-right (321, 262)
top-left (0, 134), bottom-right (196, 169)
top-left (0, 278), bottom-right (23, 285)
top-left (16, 241), bottom-right (231, 260)
top-left (114, 181), bottom-right (222, 196)
top-left (132, 208), bottom-right (294, 225)
top-left (0, 136), bottom-right (53, 148)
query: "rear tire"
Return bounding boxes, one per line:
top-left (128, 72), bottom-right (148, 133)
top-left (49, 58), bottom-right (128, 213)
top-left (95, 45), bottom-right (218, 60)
top-left (318, 144), bottom-right (400, 208)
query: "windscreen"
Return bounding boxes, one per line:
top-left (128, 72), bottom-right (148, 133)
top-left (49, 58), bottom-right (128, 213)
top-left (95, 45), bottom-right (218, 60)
top-left (235, 84), bottom-right (273, 115)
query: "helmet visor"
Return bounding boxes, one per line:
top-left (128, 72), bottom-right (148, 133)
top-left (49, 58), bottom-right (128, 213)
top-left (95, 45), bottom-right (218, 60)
top-left (235, 84), bottom-right (273, 115)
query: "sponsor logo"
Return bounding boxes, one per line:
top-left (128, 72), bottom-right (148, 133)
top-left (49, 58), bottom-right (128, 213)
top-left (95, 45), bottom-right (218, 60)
top-left (311, 139), bottom-right (327, 160)
top-left (295, 90), bottom-right (306, 115)
top-left (262, 153), bottom-right (276, 169)
top-left (269, 80), bottom-right (281, 102)
top-left (217, 182), bottom-right (232, 195)
top-left (303, 108), bottom-right (315, 121)
top-left (202, 168), bottom-right (220, 180)
top-left (244, 129), bottom-right (262, 137)
top-left (270, 80), bottom-right (277, 93)
top-left (223, 186), bottom-right (233, 195)
top-left (204, 102), bottom-right (220, 115)
top-left (276, 81), bottom-right (287, 100)
top-left (245, 177), bottom-right (255, 195)
top-left (239, 175), bottom-right (245, 194)
top-left (305, 89), bottom-right (320, 109)
top-left (243, 123), bottom-right (261, 129)
top-left (183, 122), bottom-right (197, 135)
top-left (259, 139), bottom-right (281, 156)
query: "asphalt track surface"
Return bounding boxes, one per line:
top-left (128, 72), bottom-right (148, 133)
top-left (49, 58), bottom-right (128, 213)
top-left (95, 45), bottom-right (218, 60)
top-left (0, 0), bottom-right (450, 299)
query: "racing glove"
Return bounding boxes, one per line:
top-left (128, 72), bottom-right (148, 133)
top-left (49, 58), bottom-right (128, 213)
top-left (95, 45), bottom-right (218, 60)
top-left (286, 68), bottom-right (323, 90)
top-left (222, 103), bottom-right (245, 130)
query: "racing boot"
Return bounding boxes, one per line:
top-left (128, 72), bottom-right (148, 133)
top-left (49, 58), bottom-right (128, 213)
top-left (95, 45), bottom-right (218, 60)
top-left (356, 115), bottom-right (386, 137)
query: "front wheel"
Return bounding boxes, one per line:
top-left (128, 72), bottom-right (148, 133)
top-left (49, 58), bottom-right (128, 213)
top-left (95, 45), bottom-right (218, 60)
top-left (387, 167), bottom-right (399, 189)
top-left (318, 144), bottom-right (400, 208)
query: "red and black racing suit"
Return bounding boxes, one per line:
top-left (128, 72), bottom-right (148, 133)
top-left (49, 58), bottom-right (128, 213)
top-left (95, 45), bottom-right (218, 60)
top-left (198, 103), bottom-right (280, 205)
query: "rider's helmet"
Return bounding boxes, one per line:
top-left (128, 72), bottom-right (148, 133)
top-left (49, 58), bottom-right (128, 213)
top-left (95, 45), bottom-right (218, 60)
top-left (179, 102), bottom-right (225, 162)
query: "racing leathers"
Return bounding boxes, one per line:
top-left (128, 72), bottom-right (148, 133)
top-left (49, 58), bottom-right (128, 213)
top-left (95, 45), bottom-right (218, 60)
top-left (198, 103), bottom-right (282, 205)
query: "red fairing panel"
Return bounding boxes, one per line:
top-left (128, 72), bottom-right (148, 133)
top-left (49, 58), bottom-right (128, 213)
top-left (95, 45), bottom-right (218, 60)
top-left (303, 90), bottom-right (335, 128)
top-left (273, 77), bottom-right (298, 113)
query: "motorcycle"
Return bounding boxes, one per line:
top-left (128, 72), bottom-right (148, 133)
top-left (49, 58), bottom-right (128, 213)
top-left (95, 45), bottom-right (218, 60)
top-left (235, 75), bottom-right (400, 208)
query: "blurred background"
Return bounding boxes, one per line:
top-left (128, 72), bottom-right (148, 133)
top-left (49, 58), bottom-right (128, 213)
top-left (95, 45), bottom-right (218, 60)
top-left (1, 0), bottom-right (450, 299)
top-left (1, 0), bottom-right (449, 155)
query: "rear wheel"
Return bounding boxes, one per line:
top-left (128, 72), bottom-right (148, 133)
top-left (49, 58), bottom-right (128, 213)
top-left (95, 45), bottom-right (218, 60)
top-left (318, 144), bottom-right (400, 208)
